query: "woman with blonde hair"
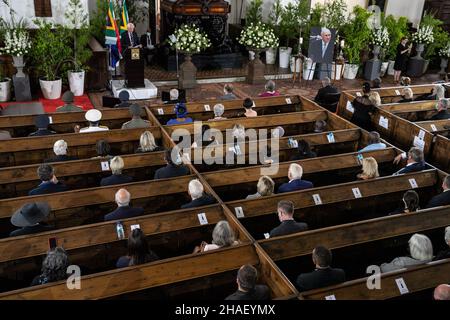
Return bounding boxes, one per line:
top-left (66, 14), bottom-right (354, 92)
top-left (136, 131), bottom-right (161, 153)
top-left (100, 156), bottom-right (133, 186)
top-left (357, 157), bottom-right (379, 180)
top-left (368, 91), bottom-right (381, 107)
top-left (246, 176), bottom-right (275, 200)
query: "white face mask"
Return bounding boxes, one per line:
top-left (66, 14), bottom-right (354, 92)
top-left (147, 32), bottom-right (151, 36)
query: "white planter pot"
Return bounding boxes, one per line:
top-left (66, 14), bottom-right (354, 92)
top-left (68, 70), bottom-right (85, 96)
top-left (0, 78), bottom-right (11, 102)
top-left (380, 61), bottom-right (389, 77)
top-left (303, 60), bottom-right (316, 80)
top-left (290, 56), bottom-right (301, 73)
top-left (331, 63), bottom-right (344, 80)
top-left (39, 78), bottom-right (62, 100)
top-left (279, 47), bottom-right (292, 69)
top-left (266, 48), bottom-right (277, 65)
top-left (343, 63), bottom-right (359, 80)
top-left (249, 50), bottom-right (255, 61)
top-left (387, 60), bottom-right (395, 75)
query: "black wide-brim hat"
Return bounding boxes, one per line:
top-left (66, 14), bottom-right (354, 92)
top-left (11, 202), bottom-right (51, 227)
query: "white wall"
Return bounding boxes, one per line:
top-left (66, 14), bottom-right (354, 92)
top-left (386, 0), bottom-right (424, 28)
top-left (0, 0), bottom-right (90, 28)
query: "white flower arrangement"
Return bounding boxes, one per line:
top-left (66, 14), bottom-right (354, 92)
top-left (0, 29), bottom-right (31, 56)
top-left (411, 25), bottom-right (434, 45)
top-left (370, 27), bottom-right (390, 48)
top-left (168, 24), bottom-right (211, 54)
top-left (238, 22), bottom-right (279, 50)
top-left (439, 43), bottom-right (450, 58)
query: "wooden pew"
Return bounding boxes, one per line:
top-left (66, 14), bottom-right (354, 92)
top-left (300, 258), bottom-right (450, 300)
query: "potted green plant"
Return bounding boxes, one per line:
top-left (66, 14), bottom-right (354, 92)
top-left (438, 43), bottom-right (450, 76)
top-left (245, 0), bottom-right (263, 60)
top-left (420, 11), bottom-right (449, 74)
top-left (266, 0), bottom-right (283, 65)
top-left (65, 0), bottom-right (93, 96)
top-left (383, 15), bottom-right (409, 75)
top-left (0, 60), bottom-right (11, 102)
top-left (31, 20), bottom-right (71, 99)
top-left (341, 6), bottom-right (371, 79)
top-left (278, 2), bottom-right (298, 68)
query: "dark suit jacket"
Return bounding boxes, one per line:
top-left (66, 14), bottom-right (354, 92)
top-left (121, 31), bottom-right (140, 49)
top-left (29, 181), bottom-right (68, 196)
top-left (430, 110), bottom-right (450, 120)
top-left (104, 205), bottom-right (144, 221)
top-left (314, 85), bottom-right (339, 104)
top-left (9, 224), bottom-right (54, 237)
top-left (225, 285), bottom-right (270, 300)
top-left (29, 129), bottom-right (56, 137)
top-left (434, 248), bottom-right (450, 261)
top-left (100, 174), bottom-right (133, 187)
top-left (154, 164), bottom-right (190, 180)
top-left (296, 267), bottom-right (346, 292)
top-left (44, 155), bottom-right (78, 163)
top-left (426, 190), bottom-right (450, 208)
top-left (309, 39), bottom-right (334, 63)
top-left (181, 194), bottom-right (216, 209)
top-left (394, 161), bottom-right (427, 175)
top-left (278, 179), bottom-right (313, 194)
top-left (269, 220), bottom-right (308, 238)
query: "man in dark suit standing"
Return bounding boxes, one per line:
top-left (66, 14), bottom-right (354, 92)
top-left (29, 164), bottom-right (68, 196)
top-left (426, 175), bottom-right (450, 208)
top-left (120, 23), bottom-right (140, 50)
top-left (308, 27), bottom-right (334, 64)
top-left (392, 147), bottom-right (427, 175)
top-left (296, 246), bottom-right (346, 292)
top-left (104, 188), bottom-right (144, 221)
top-left (225, 264), bottom-right (270, 300)
top-left (269, 200), bottom-right (308, 238)
top-left (140, 27), bottom-right (155, 66)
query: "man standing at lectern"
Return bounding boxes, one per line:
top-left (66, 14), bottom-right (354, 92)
top-left (121, 23), bottom-right (140, 49)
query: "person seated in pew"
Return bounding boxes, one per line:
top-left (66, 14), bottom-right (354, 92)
top-left (426, 175), bottom-right (450, 209)
top-left (368, 91), bottom-right (381, 108)
top-left (358, 131), bottom-right (387, 153)
top-left (246, 176), bottom-right (275, 200)
top-left (269, 200), bottom-right (308, 238)
top-left (193, 220), bottom-right (238, 253)
top-left (121, 104), bottom-right (151, 129)
top-left (357, 157), bottom-right (379, 180)
top-left (30, 247), bottom-right (70, 286)
top-left (164, 88), bottom-right (180, 105)
top-left (135, 131), bottom-right (162, 153)
top-left (220, 84), bottom-right (237, 101)
top-left (191, 124), bottom-right (218, 148)
top-left (433, 226), bottom-right (450, 261)
top-left (429, 98), bottom-right (450, 120)
top-left (92, 139), bottom-right (113, 160)
top-left (434, 284), bottom-right (450, 300)
top-left (166, 103), bottom-right (193, 125)
top-left (44, 140), bottom-right (78, 163)
top-left (232, 123), bottom-right (246, 140)
top-left (242, 98), bottom-right (258, 117)
top-left (271, 126), bottom-right (285, 138)
top-left (392, 147), bottom-right (426, 175)
top-left (29, 164), bottom-right (68, 196)
top-left (116, 228), bottom-right (159, 268)
top-left (277, 163), bottom-right (313, 194)
top-left (398, 87), bottom-right (414, 103)
top-left (104, 188), bottom-right (144, 221)
top-left (154, 148), bottom-right (190, 179)
top-left (100, 156), bottom-right (133, 186)
top-left (314, 77), bottom-right (339, 105)
top-left (259, 80), bottom-right (280, 97)
top-left (208, 103), bottom-right (227, 121)
top-left (9, 202), bottom-right (54, 237)
top-left (350, 82), bottom-right (376, 132)
top-left (29, 114), bottom-right (56, 137)
top-left (371, 77), bottom-right (382, 89)
top-left (415, 84), bottom-right (446, 101)
top-left (56, 91), bottom-right (83, 112)
top-left (0, 130), bottom-right (11, 139)
top-left (290, 139), bottom-right (317, 161)
top-left (389, 190), bottom-right (420, 215)
top-left (181, 179), bottom-right (216, 209)
top-left (295, 246), bottom-right (346, 292)
top-left (114, 91), bottom-right (132, 109)
top-left (75, 109), bottom-right (109, 133)
top-left (225, 264), bottom-right (271, 300)
top-left (400, 76), bottom-right (411, 87)
top-left (313, 120), bottom-right (327, 133)
top-left (376, 233), bottom-right (433, 273)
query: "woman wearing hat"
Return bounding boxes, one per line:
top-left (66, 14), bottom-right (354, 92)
top-left (9, 202), bottom-right (53, 237)
top-left (166, 103), bottom-right (193, 125)
top-left (75, 109), bottom-right (109, 133)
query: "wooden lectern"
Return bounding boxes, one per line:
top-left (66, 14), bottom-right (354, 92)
top-left (123, 47), bottom-right (145, 88)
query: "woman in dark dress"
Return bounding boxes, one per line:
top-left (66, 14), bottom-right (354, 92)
top-left (394, 37), bottom-right (412, 83)
top-left (350, 82), bottom-right (376, 131)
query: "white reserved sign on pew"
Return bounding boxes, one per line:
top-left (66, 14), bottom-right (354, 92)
top-left (346, 101), bottom-right (354, 113)
top-left (378, 116), bottom-right (389, 129)
top-left (395, 277), bottom-right (409, 295)
top-left (235, 207), bottom-right (245, 218)
top-left (198, 213), bottom-right (208, 225)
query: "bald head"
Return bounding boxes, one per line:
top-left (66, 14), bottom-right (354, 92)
top-left (434, 284), bottom-right (450, 300)
top-left (115, 188), bottom-right (131, 207)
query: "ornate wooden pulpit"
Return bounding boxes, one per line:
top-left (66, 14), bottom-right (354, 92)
top-left (123, 47), bottom-right (145, 88)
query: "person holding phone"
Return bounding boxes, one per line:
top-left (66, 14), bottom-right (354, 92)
top-left (394, 37), bottom-right (412, 83)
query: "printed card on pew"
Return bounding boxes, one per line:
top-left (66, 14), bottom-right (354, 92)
top-left (430, 124), bottom-right (437, 132)
top-left (352, 187), bottom-right (362, 198)
top-left (157, 108), bottom-right (164, 115)
top-left (346, 101), bottom-right (354, 113)
top-left (357, 153), bottom-right (364, 165)
top-left (101, 161), bottom-right (110, 171)
top-left (204, 104), bottom-right (211, 111)
top-left (235, 207), bottom-right (245, 218)
top-left (264, 233), bottom-right (270, 239)
top-left (395, 278), bottom-right (409, 295)
top-left (356, 92), bottom-right (362, 97)
top-left (327, 132), bottom-right (335, 143)
top-left (325, 294), bottom-right (337, 300)
top-left (378, 116), bottom-right (389, 129)
top-left (418, 130), bottom-right (426, 140)
top-left (197, 213), bottom-right (208, 225)
top-left (48, 116), bottom-right (53, 124)
top-left (285, 97), bottom-right (292, 104)
top-left (312, 194), bottom-right (323, 205)
top-left (413, 136), bottom-right (425, 151)
top-left (130, 224), bottom-right (140, 231)
top-left (395, 89), bottom-right (401, 96)
top-left (288, 138), bottom-right (298, 148)
top-left (409, 178), bottom-right (418, 189)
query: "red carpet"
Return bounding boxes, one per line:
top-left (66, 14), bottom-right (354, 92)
top-left (39, 94), bottom-right (94, 113)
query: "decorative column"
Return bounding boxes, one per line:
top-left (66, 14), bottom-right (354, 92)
top-left (247, 49), bottom-right (266, 84)
top-left (179, 54), bottom-right (197, 89)
top-left (12, 55), bottom-right (32, 101)
top-left (364, 45), bottom-right (382, 81)
top-left (407, 43), bottom-right (426, 77)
